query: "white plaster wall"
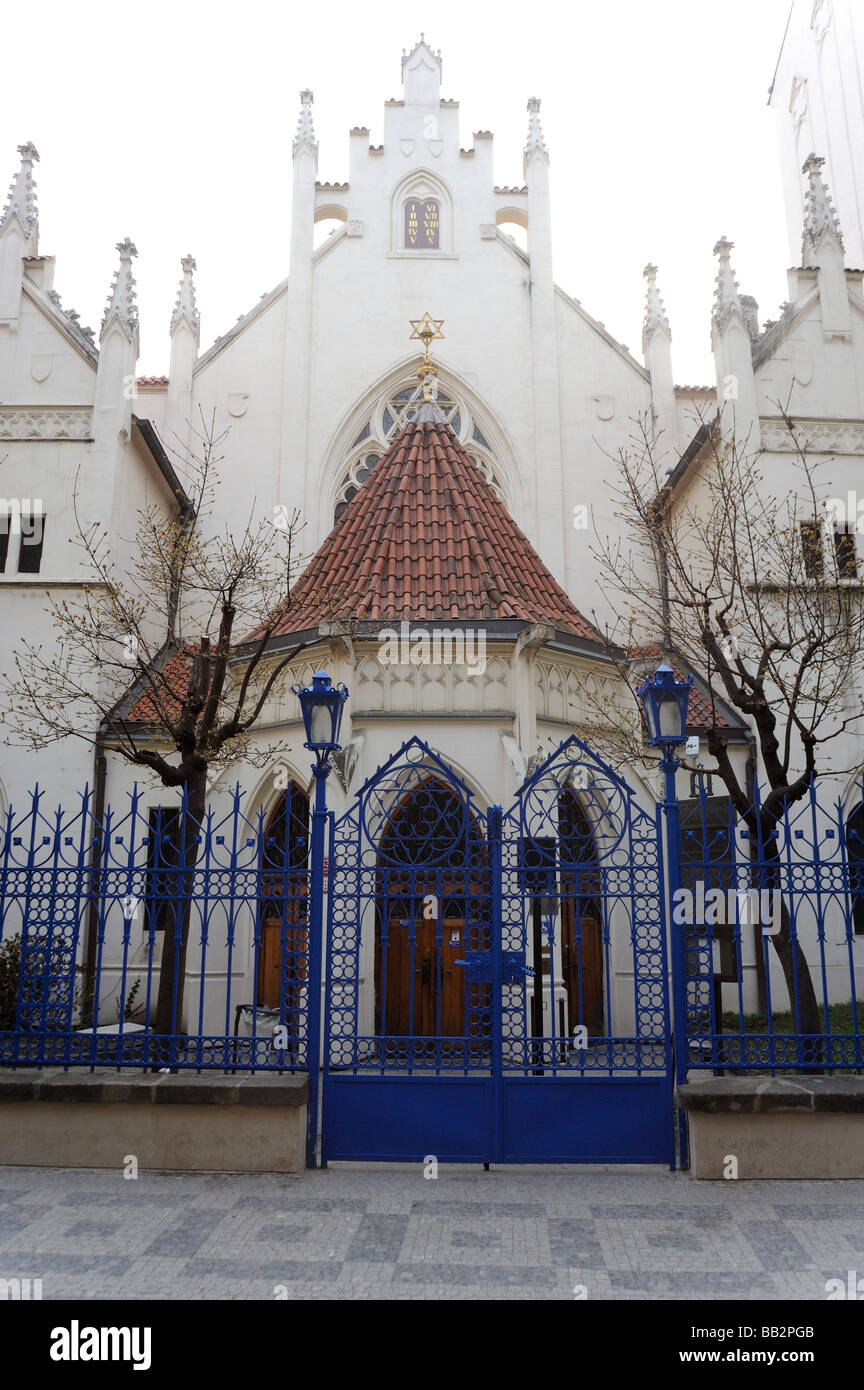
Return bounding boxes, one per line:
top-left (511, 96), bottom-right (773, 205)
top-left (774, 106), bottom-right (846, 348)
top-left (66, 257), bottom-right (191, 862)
top-left (0, 289), bottom-right (96, 404)
top-left (771, 0), bottom-right (864, 270)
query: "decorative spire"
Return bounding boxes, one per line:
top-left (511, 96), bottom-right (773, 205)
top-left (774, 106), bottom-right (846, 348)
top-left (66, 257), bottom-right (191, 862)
top-left (524, 98), bottom-right (549, 163)
top-left (401, 33), bottom-right (443, 73)
top-left (1, 142), bottom-right (39, 246)
top-left (401, 35), bottom-right (442, 106)
top-left (293, 90), bottom-right (318, 159)
top-left (802, 152), bottom-right (844, 262)
top-left (642, 263), bottom-right (670, 347)
top-left (712, 237), bottom-right (744, 334)
top-left (101, 238), bottom-right (139, 341)
top-left (170, 253), bottom-right (200, 337)
top-left (409, 312), bottom-right (444, 402)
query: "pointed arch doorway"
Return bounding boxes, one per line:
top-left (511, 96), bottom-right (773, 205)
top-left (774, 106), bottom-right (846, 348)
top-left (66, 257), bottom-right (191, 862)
top-left (321, 736), bottom-right (673, 1166)
top-left (257, 783), bottom-right (310, 1014)
top-left (558, 786), bottom-right (604, 1038)
top-left (373, 776), bottom-right (489, 1056)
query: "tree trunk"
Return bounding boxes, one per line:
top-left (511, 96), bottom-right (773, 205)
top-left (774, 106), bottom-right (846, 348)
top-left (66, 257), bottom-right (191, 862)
top-left (762, 837), bottom-right (822, 1045)
top-left (152, 773), bottom-right (206, 1049)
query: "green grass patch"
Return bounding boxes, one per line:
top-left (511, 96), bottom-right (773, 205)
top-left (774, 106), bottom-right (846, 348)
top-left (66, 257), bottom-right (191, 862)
top-left (720, 1000), bottom-right (864, 1035)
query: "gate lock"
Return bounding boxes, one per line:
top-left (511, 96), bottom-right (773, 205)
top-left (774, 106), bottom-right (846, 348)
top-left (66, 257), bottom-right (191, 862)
top-left (453, 952), bottom-right (534, 984)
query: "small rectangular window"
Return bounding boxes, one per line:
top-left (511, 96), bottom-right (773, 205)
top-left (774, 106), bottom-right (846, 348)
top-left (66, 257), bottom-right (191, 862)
top-left (17, 515), bottom-right (45, 574)
top-left (834, 525), bottom-right (858, 579)
top-left (800, 520), bottom-right (823, 579)
top-left (0, 516), bottom-right (9, 574)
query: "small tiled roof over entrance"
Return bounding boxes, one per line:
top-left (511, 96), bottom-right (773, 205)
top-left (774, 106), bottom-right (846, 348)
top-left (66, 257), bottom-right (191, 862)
top-left (257, 409), bottom-right (600, 640)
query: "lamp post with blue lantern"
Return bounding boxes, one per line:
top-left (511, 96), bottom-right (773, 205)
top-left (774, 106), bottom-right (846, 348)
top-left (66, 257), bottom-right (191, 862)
top-left (636, 664), bottom-right (692, 1158)
top-left (292, 669), bottom-right (349, 1167)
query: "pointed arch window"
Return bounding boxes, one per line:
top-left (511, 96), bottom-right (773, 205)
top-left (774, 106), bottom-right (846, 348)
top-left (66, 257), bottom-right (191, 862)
top-left (373, 777), bottom-right (489, 1045)
top-left (390, 171), bottom-right (451, 254)
top-left (256, 784), bottom-right (311, 1015)
top-left (333, 378), bottom-right (506, 523)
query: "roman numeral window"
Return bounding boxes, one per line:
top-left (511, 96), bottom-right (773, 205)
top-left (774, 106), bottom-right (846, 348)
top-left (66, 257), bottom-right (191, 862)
top-left (404, 198), bottom-right (439, 249)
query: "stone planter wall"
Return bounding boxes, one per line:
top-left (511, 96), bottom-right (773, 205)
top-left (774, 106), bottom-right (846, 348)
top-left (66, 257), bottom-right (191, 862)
top-left (0, 1071), bottom-right (308, 1174)
top-left (678, 1077), bottom-right (864, 1179)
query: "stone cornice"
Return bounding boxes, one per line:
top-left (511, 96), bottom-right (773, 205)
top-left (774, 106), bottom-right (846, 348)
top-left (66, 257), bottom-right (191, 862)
top-left (760, 417), bottom-right (864, 454)
top-left (0, 406), bottom-right (93, 440)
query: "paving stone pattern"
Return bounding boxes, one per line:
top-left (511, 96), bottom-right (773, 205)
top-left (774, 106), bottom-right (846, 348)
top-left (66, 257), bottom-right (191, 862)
top-left (0, 1165), bottom-right (862, 1300)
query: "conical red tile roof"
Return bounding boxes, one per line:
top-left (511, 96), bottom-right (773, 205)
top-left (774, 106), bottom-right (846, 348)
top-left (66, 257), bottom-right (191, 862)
top-left (258, 415), bottom-right (599, 640)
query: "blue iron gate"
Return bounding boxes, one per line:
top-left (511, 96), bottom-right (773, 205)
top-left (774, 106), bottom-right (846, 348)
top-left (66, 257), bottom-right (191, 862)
top-left (321, 736), bottom-right (675, 1165)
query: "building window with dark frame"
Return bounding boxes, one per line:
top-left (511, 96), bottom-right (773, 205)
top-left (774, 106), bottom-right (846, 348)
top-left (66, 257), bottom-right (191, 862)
top-left (800, 519), bottom-right (823, 579)
top-left (833, 524), bottom-right (858, 579)
top-left (17, 514), bottom-right (46, 574)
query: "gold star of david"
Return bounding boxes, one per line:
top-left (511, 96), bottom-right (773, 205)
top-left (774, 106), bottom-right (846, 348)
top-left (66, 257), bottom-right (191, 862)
top-left (409, 313), bottom-right (445, 347)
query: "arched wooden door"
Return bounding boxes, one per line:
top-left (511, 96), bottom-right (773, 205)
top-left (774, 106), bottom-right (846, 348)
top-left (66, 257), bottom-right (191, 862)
top-left (558, 787), bottom-right (604, 1037)
top-left (374, 778), bottom-right (487, 1042)
top-left (257, 784), bottom-right (310, 1013)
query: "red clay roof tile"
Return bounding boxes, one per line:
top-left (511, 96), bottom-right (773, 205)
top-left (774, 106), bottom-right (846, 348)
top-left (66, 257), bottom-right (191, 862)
top-left (126, 646), bottom-right (203, 723)
top-left (254, 417), bottom-right (599, 640)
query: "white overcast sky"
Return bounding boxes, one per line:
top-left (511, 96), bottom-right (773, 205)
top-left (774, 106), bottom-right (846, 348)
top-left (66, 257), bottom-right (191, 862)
top-left (4, 0), bottom-right (794, 383)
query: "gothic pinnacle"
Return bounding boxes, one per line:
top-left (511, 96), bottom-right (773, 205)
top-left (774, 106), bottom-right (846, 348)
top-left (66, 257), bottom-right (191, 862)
top-left (524, 97), bottom-right (549, 163)
top-left (293, 90), bottom-right (318, 160)
top-left (642, 263), bottom-right (670, 347)
top-left (101, 238), bottom-right (139, 341)
top-left (171, 253), bottom-right (200, 337)
top-left (1, 141), bottom-right (40, 247)
top-left (802, 152), bottom-right (844, 262)
top-left (712, 237), bottom-right (744, 334)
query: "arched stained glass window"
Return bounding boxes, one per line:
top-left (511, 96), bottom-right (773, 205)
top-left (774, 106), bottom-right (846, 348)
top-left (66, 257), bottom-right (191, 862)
top-left (333, 380), bottom-right (506, 523)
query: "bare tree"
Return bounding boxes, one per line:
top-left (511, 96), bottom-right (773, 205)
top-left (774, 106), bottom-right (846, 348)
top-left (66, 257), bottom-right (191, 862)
top-left (589, 406), bottom-right (864, 1036)
top-left (0, 414), bottom-right (335, 1034)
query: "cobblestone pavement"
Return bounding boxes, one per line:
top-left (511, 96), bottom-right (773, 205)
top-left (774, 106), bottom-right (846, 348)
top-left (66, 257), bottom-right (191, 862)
top-left (1, 1163), bottom-right (862, 1300)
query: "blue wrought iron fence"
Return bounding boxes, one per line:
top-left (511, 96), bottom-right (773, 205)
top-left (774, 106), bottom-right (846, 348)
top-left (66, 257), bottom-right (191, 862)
top-left (0, 785), bottom-right (310, 1071)
top-left (679, 773), bottom-right (864, 1072)
top-left (2, 763), bottom-right (863, 1087)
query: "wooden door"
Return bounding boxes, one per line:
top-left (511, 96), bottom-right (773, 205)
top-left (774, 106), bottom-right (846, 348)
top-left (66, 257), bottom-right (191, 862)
top-left (257, 890), bottom-right (308, 1015)
top-left (377, 915), bottom-right (466, 1037)
top-left (561, 903), bottom-right (604, 1037)
top-left (259, 917), bottom-right (282, 1008)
